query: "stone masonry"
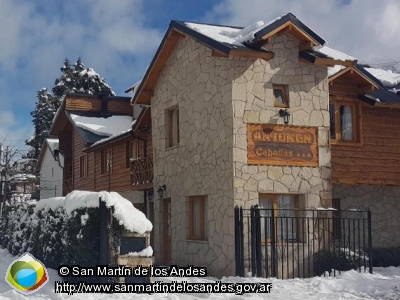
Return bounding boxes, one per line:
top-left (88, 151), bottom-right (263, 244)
top-left (231, 34), bottom-right (331, 209)
top-left (151, 37), bottom-right (236, 276)
top-left (333, 184), bottom-right (400, 248)
top-left (150, 33), bottom-right (331, 277)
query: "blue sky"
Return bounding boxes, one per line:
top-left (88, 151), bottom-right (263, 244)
top-left (1, 0), bottom-right (400, 151)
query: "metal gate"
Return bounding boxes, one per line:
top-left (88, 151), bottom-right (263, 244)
top-left (235, 206), bottom-right (372, 279)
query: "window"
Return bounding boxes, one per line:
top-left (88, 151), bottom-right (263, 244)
top-left (273, 85), bottom-right (289, 107)
top-left (101, 149), bottom-right (112, 174)
top-left (167, 106), bottom-right (179, 148)
top-left (79, 155), bottom-right (87, 177)
top-left (259, 194), bottom-right (299, 242)
top-left (188, 196), bottom-right (208, 240)
top-left (126, 140), bottom-right (138, 168)
top-left (329, 102), bottom-right (359, 142)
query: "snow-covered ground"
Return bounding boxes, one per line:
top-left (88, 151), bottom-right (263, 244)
top-left (0, 247), bottom-right (399, 299)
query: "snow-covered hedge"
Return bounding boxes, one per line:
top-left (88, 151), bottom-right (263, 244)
top-left (0, 191), bottom-right (152, 272)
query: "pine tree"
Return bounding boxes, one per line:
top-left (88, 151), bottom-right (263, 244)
top-left (22, 58), bottom-right (115, 172)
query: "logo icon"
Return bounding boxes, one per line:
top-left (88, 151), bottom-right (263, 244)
top-left (5, 253), bottom-right (48, 295)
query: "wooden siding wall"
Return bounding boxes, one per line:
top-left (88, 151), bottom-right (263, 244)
top-left (66, 98), bottom-right (101, 112)
top-left (66, 97), bottom-right (133, 115)
top-left (108, 100), bottom-right (133, 115)
top-left (72, 130), bottom-right (95, 190)
top-left (59, 123), bottom-right (73, 182)
top-left (332, 105), bottom-right (400, 185)
top-left (136, 131), bottom-right (153, 158)
top-left (93, 137), bottom-right (134, 192)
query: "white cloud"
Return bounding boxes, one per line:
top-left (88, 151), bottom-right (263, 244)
top-left (0, 110), bottom-right (32, 151)
top-left (204, 0), bottom-right (400, 63)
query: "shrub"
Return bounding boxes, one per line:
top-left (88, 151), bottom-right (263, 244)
top-left (0, 201), bottom-right (122, 277)
top-left (314, 248), bottom-right (369, 276)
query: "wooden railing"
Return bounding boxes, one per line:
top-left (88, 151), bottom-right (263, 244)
top-left (130, 157), bottom-right (153, 186)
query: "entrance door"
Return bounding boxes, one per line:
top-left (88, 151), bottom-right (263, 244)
top-left (162, 198), bottom-right (171, 265)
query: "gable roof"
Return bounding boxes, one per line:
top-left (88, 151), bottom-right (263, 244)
top-left (65, 112), bottom-right (133, 146)
top-left (36, 138), bottom-right (60, 172)
top-left (251, 13), bottom-right (325, 47)
top-left (132, 13), bottom-right (361, 106)
top-left (329, 62), bottom-right (400, 105)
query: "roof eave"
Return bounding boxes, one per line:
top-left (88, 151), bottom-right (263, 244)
top-left (253, 13), bottom-right (325, 47)
top-left (83, 130), bottom-right (133, 153)
top-left (132, 20), bottom-right (236, 106)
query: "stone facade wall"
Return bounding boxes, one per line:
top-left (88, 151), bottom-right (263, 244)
top-left (333, 184), bottom-right (400, 247)
top-left (151, 37), bottom-right (235, 276)
top-left (231, 33), bottom-right (331, 209)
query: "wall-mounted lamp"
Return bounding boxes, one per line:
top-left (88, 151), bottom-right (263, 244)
top-left (157, 184), bottom-right (166, 199)
top-left (279, 109), bottom-right (291, 125)
top-left (146, 190), bottom-right (154, 202)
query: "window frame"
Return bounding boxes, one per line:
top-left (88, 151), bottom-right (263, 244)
top-left (273, 84), bottom-right (289, 108)
top-left (126, 140), bottom-right (138, 169)
top-left (101, 149), bottom-right (112, 175)
top-left (188, 196), bottom-right (208, 241)
top-left (329, 100), bottom-right (361, 145)
top-left (79, 154), bottom-right (87, 178)
top-left (259, 194), bottom-right (300, 243)
top-left (167, 106), bottom-right (180, 148)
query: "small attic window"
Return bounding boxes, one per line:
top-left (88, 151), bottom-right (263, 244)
top-left (273, 85), bottom-right (289, 108)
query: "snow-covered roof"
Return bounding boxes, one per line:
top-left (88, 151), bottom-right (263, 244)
top-left (90, 128), bottom-right (133, 148)
top-left (185, 22), bottom-right (243, 46)
top-left (315, 46), bottom-right (357, 62)
top-left (46, 138), bottom-right (59, 153)
top-left (9, 174), bottom-right (36, 183)
top-left (185, 13), bottom-right (320, 49)
top-left (70, 114), bottom-right (133, 137)
top-left (364, 67), bottom-right (400, 88)
top-left (128, 81), bottom-right (142, 104)
top-left (35, 190), bottom-right (152, 234)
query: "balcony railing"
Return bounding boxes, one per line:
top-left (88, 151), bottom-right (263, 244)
top-left (131, 157), bottom-right (153, 186)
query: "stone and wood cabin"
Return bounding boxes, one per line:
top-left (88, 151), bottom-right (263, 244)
top-left (42, 12), bottom-right (400, 278)
top-left (130, 12), bottom-right (400, 276)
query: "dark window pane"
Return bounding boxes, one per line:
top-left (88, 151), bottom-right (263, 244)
top-left (329, 104), bottom-right (336, 139)
top-left (274, 89), bottom-right (284, 105)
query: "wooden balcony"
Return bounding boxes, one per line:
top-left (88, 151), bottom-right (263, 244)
top-left (130, 157), bottom-right (153, 189)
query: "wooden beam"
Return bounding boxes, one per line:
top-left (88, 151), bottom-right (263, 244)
top-left (374, 102), bottom-right (400, 109)
top-left (261, 21), bottom-right (319, 46)
top-left (229, 49), bottom-right (274, 61)
top-left (329, 67), bottom-right (351, 82)
top-left (260, 22), bottom-right (290, 40)
top-left (136, 90), bottom-right (153, 105)
top-left (315, 57), bottom-right (356, 67)
top-left (277, 24), bottom-right (293, 36)
top-left (133, 30), bottom-right (183, 106)
top-left (212, 49), bottom-right (229, 58)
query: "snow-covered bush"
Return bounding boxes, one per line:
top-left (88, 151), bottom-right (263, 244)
top-left (314, 248), bottom-right (369, 276)
top-left (0, 191), bottom-right (152, 275)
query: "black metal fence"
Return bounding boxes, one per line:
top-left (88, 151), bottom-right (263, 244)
top-left (235, 206), bottom-right (372, 279)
